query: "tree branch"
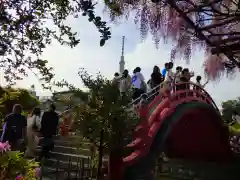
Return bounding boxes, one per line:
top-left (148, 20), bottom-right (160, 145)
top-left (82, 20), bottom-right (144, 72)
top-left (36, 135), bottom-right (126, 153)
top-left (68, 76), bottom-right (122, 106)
top-left (200, 17), bottom-right (236, 30)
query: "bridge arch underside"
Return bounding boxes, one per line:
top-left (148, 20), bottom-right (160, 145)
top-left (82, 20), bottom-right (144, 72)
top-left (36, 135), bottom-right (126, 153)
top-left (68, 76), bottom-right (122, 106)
top-left (124, 102), bottom-right (238, 180)
top-left (162, 102), bottom-right (230, 161)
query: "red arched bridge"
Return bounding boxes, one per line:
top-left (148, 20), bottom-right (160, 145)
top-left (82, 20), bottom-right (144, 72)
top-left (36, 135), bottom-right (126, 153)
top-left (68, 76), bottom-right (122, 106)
top-left (109, 82), bottom-right (237, 180)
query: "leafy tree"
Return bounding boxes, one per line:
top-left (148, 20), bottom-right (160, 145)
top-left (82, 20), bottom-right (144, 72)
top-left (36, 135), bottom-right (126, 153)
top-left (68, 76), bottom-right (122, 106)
top-left (221, 98), bottom-right (240, 124)
top-left (0, 87), bottom-right (40, 116)
top-left (56, 68), bottom-right (139, 152)
top-left (0, 0), bottom-right (111, 87)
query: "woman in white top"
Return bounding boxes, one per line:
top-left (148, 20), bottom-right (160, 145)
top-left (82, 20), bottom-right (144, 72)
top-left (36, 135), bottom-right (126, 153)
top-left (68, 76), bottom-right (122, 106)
top-left (164, 62), bottom-right (175, 93)
top-left (174, 66), bottom-right (183, 84)
top-left (165, 62), bottom-right (174, 83)
top-left (25, 107), bottom-right (41, 158)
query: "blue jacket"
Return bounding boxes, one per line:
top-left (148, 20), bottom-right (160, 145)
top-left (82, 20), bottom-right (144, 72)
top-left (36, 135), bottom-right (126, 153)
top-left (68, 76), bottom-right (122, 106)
top-left (162, 68), bottom-right (167, 78)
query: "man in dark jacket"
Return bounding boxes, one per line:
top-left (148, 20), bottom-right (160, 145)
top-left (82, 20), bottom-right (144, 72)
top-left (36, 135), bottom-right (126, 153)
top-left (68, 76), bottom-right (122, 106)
top-left (39, 104), bottom-right (59, 160)
top-left (2, 104), bottom-right (27, 151)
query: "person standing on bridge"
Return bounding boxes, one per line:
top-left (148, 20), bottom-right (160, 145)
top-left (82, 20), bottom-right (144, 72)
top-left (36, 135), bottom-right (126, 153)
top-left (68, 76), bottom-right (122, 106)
top-left (165, 62), bottom-right (174, 93)
top-left (132, 67), bottom-right (146, 101)
top-left (119, 69), bottom-right (132, 98)
top-left (174, 66), bottom-right (183, 84)
top-left (195, 75), bottom-right (209, 90)
top-left (161, 63), bottom-right (168, 80)
top-left (150, 66), bottom-right (163, 98)
top-left (150, 66), bottom-right (163, 89)
top-left (112, 72), bottom-right (121, 89)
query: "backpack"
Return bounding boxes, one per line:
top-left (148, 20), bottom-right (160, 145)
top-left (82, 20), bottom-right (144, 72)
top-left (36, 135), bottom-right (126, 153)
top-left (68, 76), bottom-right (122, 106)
top-left (4, 121), bottom-right (19, 142)
top-left (3, 114), bottom-right (25, 143)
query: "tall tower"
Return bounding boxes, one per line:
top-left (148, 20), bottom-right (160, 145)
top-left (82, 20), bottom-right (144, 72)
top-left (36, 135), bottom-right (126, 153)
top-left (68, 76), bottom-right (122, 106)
top-left (119, 36), bottom-right (125, 74)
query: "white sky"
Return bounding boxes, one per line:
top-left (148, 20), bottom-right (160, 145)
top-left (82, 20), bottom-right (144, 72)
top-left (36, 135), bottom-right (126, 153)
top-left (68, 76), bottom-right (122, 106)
top-left (1, 3), bottom-right (240, 107)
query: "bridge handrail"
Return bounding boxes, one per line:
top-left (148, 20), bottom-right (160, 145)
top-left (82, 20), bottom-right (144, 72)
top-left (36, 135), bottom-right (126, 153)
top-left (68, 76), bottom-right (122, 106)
top-left (128, 81), bottom-right (219, 113)
top-left (171, 82), bottom-right (219, 112)
top-left (126, 82), bottom-right (164, 108)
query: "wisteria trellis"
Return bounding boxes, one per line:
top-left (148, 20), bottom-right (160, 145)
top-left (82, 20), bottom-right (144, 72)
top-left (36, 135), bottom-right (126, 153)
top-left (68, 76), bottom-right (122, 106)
top-left (105, 0), bottom-right (240, 80)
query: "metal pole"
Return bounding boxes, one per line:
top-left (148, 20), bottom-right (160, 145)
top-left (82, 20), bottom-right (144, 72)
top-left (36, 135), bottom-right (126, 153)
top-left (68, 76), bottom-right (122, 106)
top-left (97, 130), bottom-right (104, 180)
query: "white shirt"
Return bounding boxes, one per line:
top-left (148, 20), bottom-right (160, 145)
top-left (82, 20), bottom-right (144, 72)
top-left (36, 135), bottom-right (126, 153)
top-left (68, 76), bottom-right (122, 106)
top-left (132, 72), bottom-right (145, 89)
top-left (175, 71), bottom-right (181, 83)
top-left (165, 70), bottom-right (174, 82)
top-left (27, 115), bottom-right (41, 130)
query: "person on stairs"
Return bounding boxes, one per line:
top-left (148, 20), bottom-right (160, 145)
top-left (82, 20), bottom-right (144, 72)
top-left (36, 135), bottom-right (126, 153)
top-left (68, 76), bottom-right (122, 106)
top-left (1, 104), bottom-right (27, 151)
top-left (59, 109), bottom-right (73, 137)
top-left (39, 104), bottom-right (59, 160)
top-left (25, 107), bottom-right (41, 158)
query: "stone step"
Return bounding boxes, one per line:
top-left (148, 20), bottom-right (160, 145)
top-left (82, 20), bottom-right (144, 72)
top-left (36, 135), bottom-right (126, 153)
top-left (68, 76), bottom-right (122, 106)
top-left (38, 138), bottom-right (92, 148)
top-left (41, 166), bottom-right (98, 180)
top-left (39, 135), bottom-right (91, 144)
top-left (37, 145), bottom-right (92, 157)
top-left (53, 140), bottom-right (93, 149)
top-left (43, 158), bottom-right (93, 171)
top-left (42, 158), bottom-right (108, 171)
top-left (36, 150), bottom-right (90, 162)
top-left (52, 136), bottom-right (89, 142)
top-left (36, 150), bottom-right (108, 163)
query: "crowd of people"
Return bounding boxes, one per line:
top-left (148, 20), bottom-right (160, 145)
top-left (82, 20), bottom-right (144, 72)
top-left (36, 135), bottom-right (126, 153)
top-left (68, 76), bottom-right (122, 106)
top-left (112, 62), bottom-right (209, 103)
top-left (1, 104), bottom-right (60, 160)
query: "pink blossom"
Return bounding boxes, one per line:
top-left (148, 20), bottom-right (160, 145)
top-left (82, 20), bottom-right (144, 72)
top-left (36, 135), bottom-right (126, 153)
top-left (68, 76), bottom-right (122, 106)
top-left (35, 167), bottom-right (41, 177)
top-left (16, 175), bottom-right (22, 180)
top-left (0, 141), bottom-right (11, 152)
top-left (0, 142), bottom-right (4, 150)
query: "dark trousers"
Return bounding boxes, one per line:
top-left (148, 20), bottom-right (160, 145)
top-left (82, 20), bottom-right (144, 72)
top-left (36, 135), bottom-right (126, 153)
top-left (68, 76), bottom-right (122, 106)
top-left (9, 139), bottom-right (25, 151)
top-left (39, 136), bottom-right (54, 160)
top-left (132, 88), bottom-right (144, 102)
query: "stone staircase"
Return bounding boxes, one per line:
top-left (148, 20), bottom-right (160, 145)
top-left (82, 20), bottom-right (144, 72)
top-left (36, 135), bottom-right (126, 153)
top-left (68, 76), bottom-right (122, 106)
top-left (37, 136), bottom-right (101, 180)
